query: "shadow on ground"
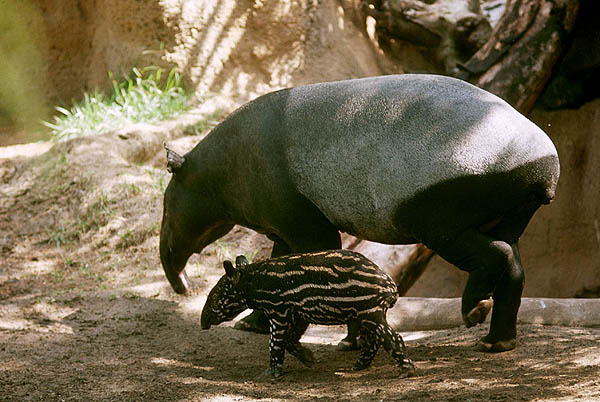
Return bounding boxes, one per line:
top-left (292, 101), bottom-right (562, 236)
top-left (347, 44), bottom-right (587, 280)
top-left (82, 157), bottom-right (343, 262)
top-left (2, 293), bottom-right (599, 402)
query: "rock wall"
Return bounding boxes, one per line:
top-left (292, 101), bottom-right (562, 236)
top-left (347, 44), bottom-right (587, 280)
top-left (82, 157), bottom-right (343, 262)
top-left (32, 0), bottom-right (177, 104)
top-left (32, 0), bottom-right (395, 106)
top-left (9, 0), bottom-right (600, 297)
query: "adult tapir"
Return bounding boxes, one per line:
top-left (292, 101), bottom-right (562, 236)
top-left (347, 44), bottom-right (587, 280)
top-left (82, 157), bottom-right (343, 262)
top-left (160, 74), bottom-right (559, 353)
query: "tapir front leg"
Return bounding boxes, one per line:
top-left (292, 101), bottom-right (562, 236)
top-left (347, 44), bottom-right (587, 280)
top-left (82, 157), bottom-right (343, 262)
top-left (284, 317), bottom-right (314, 367)
top-left (236, 230), bottom-right (353, 350)
top-left (234, 238), bottom-right (292, 334)
top-left (267, 320), bottom-right (288, 378)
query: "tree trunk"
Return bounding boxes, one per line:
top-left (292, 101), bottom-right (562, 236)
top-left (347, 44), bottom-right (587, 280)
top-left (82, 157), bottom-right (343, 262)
top-left (387, 244), bottom-right (436, 296)
top-left (458, 0), bottom-right (580, 113)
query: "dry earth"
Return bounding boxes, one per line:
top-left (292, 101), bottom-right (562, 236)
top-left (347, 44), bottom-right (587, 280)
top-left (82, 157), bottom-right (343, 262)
top-left (1, 114), bottom-right (599, 401)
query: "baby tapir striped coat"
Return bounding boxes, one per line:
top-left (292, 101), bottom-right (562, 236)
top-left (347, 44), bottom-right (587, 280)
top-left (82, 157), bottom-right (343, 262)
top-left (200, 249), bottom-right (415, 378)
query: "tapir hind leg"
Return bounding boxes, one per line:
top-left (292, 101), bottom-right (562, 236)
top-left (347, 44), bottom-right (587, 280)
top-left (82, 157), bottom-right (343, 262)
top-left (430, 229), bottom-right (524, 352)
top-left (427, 196), bottom-right (540, 352)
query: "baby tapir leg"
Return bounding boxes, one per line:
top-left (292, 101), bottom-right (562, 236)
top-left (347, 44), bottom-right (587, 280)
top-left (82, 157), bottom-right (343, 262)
top-left (284, 318), bottom-right (315, 367)
top-left (381, 324), bottom-right (416, 377)
top-left (354, 320), bottom-right (382, 371)
top-left (266, 312), bottom-right (315, 377)
top-left (267, 316), bottom-right (290, 378)
top-left (354, 312), bottom-right (415, 377)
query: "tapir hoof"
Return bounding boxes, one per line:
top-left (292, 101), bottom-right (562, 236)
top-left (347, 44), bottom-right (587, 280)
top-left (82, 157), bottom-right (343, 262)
top-left (477, 337), bottom-right (516, 353)
top-left (463, 298), bottom-right (493, 328)
top-left (256, 367), bottom-right (283, 381)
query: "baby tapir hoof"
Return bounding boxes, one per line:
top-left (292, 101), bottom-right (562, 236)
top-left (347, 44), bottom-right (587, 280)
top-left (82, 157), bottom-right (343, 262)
top-left (463, 298), bottom-right (493, 328)
top-left (256, 366), bottom-right (283, 381)
top-left (398, 359), bottom-right (416, 378)
top-left (270, 365), bottom-right (283, 378)
top-left (291, 344), bottom-right (315, 367)
top-left (352, 360), bottom-right (371, 371)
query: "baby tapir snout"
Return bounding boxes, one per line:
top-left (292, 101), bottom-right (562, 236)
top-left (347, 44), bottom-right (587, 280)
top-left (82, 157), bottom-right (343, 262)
top-left (201, 250), bottom-right (415, 378)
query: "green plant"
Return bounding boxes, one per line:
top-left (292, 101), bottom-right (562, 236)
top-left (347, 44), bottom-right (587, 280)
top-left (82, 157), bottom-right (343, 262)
top-left (244, 250), bottom-right (259, 264)
top-left (43, 66), bottom-right (191, 141)
top-left (146, 168), bottom-right (168, 193)
top-left (47, 225), bottom-right (68, 247)
top-left (127, 183), bottom-right (141, 195)
top-left (184, 108), bottom-right (228, 136)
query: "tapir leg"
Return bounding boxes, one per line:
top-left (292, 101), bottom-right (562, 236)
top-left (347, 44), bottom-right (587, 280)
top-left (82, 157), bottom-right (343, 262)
top-left (480, 242), bottom-right (523, 352)
top-left (431, 229), bottom-right (524, 352)
top-left (235, 229), bottom-right (346, 340)
top-left (234, 239), bottom-right (292, 334)
top-left (284, 318), bottom-right (315, 367)
top-left (428, 195), bottom-right (541, 352)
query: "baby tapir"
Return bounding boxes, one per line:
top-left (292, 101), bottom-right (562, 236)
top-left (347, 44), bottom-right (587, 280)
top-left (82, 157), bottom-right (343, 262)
top-left (200, 249), bottom-right (415, 378)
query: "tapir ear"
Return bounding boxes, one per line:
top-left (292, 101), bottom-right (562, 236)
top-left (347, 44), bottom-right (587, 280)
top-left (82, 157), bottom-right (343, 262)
top-left (223, 260), bottom-right (236, 277)
top-left (235, 255), bottom-right (249, 268)
top-left (164, 143), bottom-right (185, 174)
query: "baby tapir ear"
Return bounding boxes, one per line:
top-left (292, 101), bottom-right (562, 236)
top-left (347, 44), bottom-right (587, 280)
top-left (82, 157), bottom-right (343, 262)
top-left (223, 260), bottom-right (236, 277)
top-left (235, 255), bottom-right (249, 268)
top-left (223, 260), bottom-right (240, 283)
top-left (164, 143), bottom-right (185, 174)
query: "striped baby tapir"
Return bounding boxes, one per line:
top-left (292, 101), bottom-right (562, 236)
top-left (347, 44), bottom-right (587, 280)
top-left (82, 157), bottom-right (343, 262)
top-left (200, 249), bottom-right (415, 378)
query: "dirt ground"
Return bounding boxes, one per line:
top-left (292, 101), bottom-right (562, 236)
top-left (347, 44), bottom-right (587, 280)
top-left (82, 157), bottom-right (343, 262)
top-left (1, 121), bottom-right (600, 402)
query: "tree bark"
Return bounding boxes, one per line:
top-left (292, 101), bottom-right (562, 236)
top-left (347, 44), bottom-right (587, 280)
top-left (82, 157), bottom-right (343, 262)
top-left (387, 244), bottom-right (436, 296)
top-left (458, 0), bottom-right (580, 113)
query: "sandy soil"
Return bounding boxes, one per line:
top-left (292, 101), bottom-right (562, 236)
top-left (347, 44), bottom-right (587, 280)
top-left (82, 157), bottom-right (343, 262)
top-left (1, 123), bottom-right (599, 401)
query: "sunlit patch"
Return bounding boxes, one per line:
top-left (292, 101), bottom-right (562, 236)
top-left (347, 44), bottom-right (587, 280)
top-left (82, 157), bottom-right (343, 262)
top-left (0, 301), bottom-right (76, 334)
top-left (402, 331), bottom-right (439, 342)
top-left (204, 395), bottom-right (284, 402)
top-left (334, 369), bottom-right (364, 378)
top-left (3, 259), bottom-right (55, 281)
top-left (0, 318), bottom-right (32, 330)
top-left (572, 348), bottom-right (600, 367)
top-left (126, 281), bottom-right (166, 298)
top-left (300, 324), bottom-right (346, 345)
top-left (178, 295), bottom-right (208, 314)
top-left (0, 318), bottom-right (74, 334)
top-left (150, 357), bottom-right (213, 371)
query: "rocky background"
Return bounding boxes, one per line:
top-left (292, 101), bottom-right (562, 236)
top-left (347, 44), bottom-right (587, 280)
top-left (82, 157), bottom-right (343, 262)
top-left (1, 0), bottom-right (598, 298)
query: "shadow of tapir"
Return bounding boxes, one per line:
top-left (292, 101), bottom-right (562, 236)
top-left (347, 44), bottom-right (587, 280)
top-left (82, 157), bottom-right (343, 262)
top-left (160, 74), bottom-right (559, 353)
top-left (200, 250), bottom-right (416, 378)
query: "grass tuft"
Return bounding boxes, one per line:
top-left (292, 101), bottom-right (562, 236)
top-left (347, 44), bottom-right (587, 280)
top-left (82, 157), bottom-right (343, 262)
top-left (43, 66), bottom-right (190, 141)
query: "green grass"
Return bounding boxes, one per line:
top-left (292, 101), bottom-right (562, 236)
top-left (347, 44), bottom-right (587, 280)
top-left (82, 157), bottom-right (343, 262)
top-left (43, 66), bottom-right (191, 141)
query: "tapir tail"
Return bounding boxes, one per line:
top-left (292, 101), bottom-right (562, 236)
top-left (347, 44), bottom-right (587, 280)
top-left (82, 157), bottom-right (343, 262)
top-left (541, 156), bottom-right (560, 205)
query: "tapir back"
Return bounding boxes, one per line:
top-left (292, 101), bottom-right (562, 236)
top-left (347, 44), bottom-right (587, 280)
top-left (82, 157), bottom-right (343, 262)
top-left (183, 74), bottom-right (559, 247)
top-left (279, 75), bottom-right (559, 243)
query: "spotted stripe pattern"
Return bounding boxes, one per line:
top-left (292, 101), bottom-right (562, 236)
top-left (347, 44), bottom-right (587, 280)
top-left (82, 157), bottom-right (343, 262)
top-left (245, 250), bottom-right (398, 325)
top-left (201, 249), bottom-right (414, 377)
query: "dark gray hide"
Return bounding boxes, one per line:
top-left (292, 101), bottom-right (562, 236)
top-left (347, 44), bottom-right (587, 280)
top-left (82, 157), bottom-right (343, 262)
top-left (160, 74), bottom-right (559, 350)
